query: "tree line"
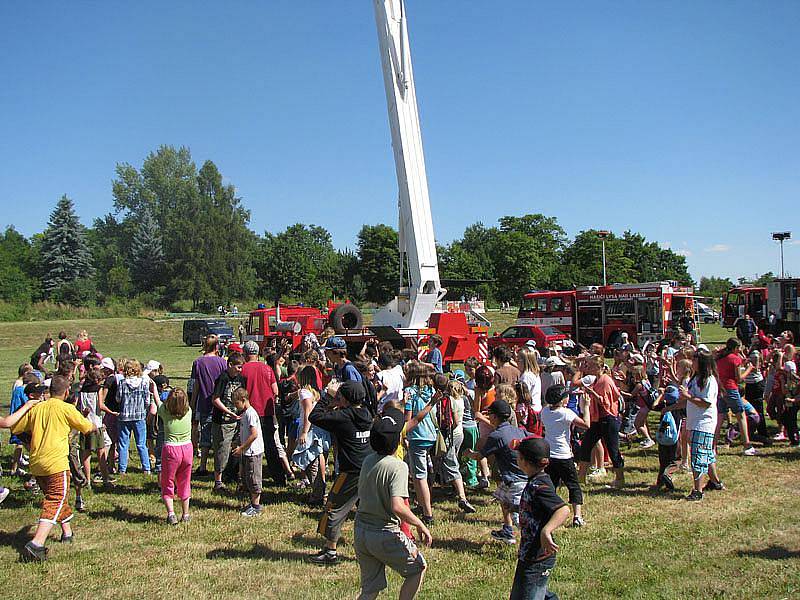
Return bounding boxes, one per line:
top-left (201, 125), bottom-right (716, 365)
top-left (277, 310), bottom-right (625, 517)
top-left (1, 145), bottom-right (703, 312)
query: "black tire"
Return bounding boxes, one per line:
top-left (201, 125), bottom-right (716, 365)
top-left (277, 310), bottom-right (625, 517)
top-left (330, 304), bottom-right (363, 333)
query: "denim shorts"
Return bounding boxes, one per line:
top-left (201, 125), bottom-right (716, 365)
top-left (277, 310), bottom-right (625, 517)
top-left (510, 554), bottom-right (559, 600)
top-left (407, 443), bottom-right (433, 480)
top-left (198, 412), bottom-right (213, 449)
top-left (718, 388), bottom-right (746, 415)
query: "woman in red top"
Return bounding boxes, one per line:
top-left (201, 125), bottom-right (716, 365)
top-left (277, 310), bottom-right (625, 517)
top-left (74, 330), bottom-right (94, 356)
top-left (576, 356), bottom-right (625, 488)
top-left (715, 338), bottom-right (756, 455)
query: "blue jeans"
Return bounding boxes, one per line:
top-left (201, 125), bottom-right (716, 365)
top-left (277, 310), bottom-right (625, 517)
top-left (510, 555), bottom-right (559, 600)
top-left (118, 419), bottom-right (151, 473)
top-left (154, 417), bottom-right (165, 471)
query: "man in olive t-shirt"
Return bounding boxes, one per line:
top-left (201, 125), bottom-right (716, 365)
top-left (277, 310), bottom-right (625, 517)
top-left (353, 413), bottom-right (432, 599)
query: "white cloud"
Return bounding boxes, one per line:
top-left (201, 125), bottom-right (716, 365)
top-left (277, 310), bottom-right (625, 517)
top-left (704, 244), bottom-right (730, 253)
top-left (675, 249), bottom-right (692, 257)
top-left (659, 241), bottom-right (671, 250)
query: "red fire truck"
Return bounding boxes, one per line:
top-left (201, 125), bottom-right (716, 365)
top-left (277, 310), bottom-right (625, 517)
top-left (243, 302), bottom-right (490, 369)
top-left (517, 282), bottom-right (695, 351)
top-left (721, 286), bottom-right (768, 329)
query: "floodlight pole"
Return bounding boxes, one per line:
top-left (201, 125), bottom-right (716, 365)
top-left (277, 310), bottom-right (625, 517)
top-left (598, 230), bottom-right (610, 286)
top-left (772, 231), bottom-right (792, 278)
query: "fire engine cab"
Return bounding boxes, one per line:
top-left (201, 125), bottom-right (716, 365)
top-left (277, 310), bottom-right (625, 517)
top-left (721, 286), bottom-right (767, 329)
top-left (518, 282), bottom-right (695, 351)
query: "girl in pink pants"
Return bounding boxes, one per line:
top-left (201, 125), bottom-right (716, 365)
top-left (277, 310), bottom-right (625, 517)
top-left (155, 389), bottom-right (194, 525)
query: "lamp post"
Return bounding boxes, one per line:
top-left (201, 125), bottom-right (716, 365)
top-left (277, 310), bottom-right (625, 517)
top-left (772, 231), bottom-right (791, 278)
top-left (597, 230), bottom-right (610, 286)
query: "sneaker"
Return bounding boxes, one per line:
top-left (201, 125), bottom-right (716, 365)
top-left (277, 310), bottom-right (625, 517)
top-left (679, 462), bottom-right (691, 473)
top-left (241, 505), bottom-right (262, 517)
top-left (181, 514), bottom-right (191, 523)
top-left (727, 427), bottom-right (740, 443)
top-left (75, 497), bottom-right (87, 513)
top-left (572, 516), bottom-right (585, 528)
top-left (685, 490), bottom-right (704, 501)
top-left (20, 455), bottom-right (30, 467)
top-left (11, 468), bottom-right (28, 477)
top-left (308, 549), bottom-right (339, 565)
top-left (167, 513), bottom-right (178, 526)
top-left (704, 480), bottom-right (726, 492)
top-left (0, 487), bottom-right (9, 505)
top-left (773, 432), bottom-right (787, 441)
top-left (213, 482), bottom-right (226, 493)
top-left (490, 529), bottom-right (516, 545)
top-left (606, 479), bottom-right (625, 490)
top-left (477, 476), bottom-right (490, 490)
top-left (661, 474), bottom-right (675, 492)
top-left (421, 514), bottom-right (435, 526)
top-left (60, 534), bottom-right (73, 544)
top-left (458, 499), bottom-right (477, 514)
top-left (743, 447), bottom-right (759, 456)
top-left (23, 541), bottom-right (48, 562)
top-left (639, 438), bottom-right (655, 449)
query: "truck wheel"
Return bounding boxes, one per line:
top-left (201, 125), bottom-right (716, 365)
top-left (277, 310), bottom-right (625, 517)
top-left (330, 304), bottom-right (363, 333)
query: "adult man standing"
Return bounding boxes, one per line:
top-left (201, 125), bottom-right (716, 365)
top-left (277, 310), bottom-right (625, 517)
top-left (735, 314), bottom-right (757, 347)
top-left (241, 340), bottom-right (284, 486)
top-left (354, 412), bottom-right (431, 600)
top-left (308, 381), bottom-right (373, 565)
top-left (191, 335), bottom-right (228, 476)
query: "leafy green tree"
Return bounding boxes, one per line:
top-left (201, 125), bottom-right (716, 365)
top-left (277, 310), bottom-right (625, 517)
top-left (0, 227), bottom-right (38, 303)
top-left (753, 272), bottom-right (776, 286)
top-left (256, 224), bottom-right (340, 306)
top-left (698, 276), bottom-right (734, 300)
top-left (621, 231), bottom-right (693, 286)
top-left (556, 230), bottom-right (634, 288)
top-left (356, 224), bottom-right (399, 304)
top-left (40, 195), bottom-right (95, 299)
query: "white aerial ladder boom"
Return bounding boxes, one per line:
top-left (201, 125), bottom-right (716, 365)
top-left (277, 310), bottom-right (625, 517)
top-left (371, 0), bottom-right (447, 330)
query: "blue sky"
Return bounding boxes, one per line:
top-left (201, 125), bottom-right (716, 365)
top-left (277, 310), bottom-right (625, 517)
top-left (1, 1), bottom-right (798, 282)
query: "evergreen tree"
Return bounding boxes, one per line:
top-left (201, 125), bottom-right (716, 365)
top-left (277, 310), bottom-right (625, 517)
top-left (130, 208), bottom-right (165, 292)
top-left (40, 195), bottom-right (94, 297)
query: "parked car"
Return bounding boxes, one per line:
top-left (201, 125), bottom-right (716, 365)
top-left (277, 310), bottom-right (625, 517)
top-left (487, 324), bottom-right (573, 353)
top-left (696, 302), bottom-right (720, 324)
top-left (182, 319), bottom-right (235, 346)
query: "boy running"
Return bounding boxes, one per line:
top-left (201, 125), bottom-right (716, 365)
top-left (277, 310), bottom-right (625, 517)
top-left (11, 375), bottom-right (96, 561)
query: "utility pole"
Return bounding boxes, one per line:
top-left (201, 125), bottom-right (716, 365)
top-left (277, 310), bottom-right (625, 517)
top-left (772, 231), bottom-right (791, 278)
top-left (597, 230), bottom-right (610, 286)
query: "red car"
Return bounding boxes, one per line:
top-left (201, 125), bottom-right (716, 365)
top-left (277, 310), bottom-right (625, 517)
top-left (487, 324), bottom-right (573, 353)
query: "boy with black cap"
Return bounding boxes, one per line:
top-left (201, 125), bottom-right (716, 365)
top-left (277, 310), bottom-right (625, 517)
top-left (354, 410), bottom-right (432, 599)
top-left (464, 398), bottom-right (529, 545)
top-left (308, 380), bottom-right (373, 565)
top-left (511, 438), bottom-right (570, 600)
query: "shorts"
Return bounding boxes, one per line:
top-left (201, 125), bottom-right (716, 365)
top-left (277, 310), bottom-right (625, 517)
top-left (493, 479), bottom-right (526, 511)
top-left (240, 453), bottom-right (263, 495)
top-left (718, 388), bottom-right (746, 415)
top-left (198, 412), bottom-right (213, 449)
top-left (212, 421), bottom-right (239, 474)
top-left (36, 471), bottom-right (73, 524)
top-left (354, 524), bottom-right (426, 595)
top-left (689, 430), bottom-right (716, 476)
top-left (81, 427), bottom-right (111, 452)
top-left (439, 428), bottom-right (463, 484)
top-left (407, 443), bottom-right (433, 480)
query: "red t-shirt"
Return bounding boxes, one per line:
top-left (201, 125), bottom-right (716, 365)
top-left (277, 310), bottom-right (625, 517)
top-left (241, 360), bottom-right (277, 417)
top-left (75, 338), bottom-right (92, 354)
top-left (591, 374), bottom-right (619, 421)
top-left (716, 353), bottom-right (742, 390)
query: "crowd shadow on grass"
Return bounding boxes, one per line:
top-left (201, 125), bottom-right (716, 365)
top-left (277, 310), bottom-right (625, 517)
top-left (431, 537), bottom-right (485, 554)
top-left (764, 450), bottom-right (800, 462)
top-left (737, 545), bottom-right (800, 560)
top-left (89, 505), bottom-right (162, 524)
top-left (207, 543), bottom-right (355, 563)
top-left (0, 525), bottom-right (33, 558)
top-left (588, 483), bottom-right (682, 499)
top-left (98, 481), bottom-right (161, 496)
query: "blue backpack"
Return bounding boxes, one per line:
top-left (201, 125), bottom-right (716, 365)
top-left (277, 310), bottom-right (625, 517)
top-left (656, 411), bottom-right (679, 446)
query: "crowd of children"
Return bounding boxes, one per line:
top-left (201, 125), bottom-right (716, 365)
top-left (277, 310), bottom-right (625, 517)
top-left (1, 324), bottom-right (798, 599)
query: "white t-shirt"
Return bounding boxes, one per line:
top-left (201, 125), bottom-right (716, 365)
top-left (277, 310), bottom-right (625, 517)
top-left (519, 371), bottom-right (542, 412)
top-left (686, 377), bottom-right (718, 434)
top-left (541, 371), bottom-right (565, 400)
top-left (449, 395), bottom-right (464, 433)
top-left (376, 365), bottom-right (405, 410)
top-left (541, 406), bottom-right (577, 459)
top-left (240, 406), bottom-right (265, 456)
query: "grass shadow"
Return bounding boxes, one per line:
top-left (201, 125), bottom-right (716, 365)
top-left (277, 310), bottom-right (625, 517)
top-left (737, 545), bottom-right (800, 560)
top-left (189, 497), bottom-right (243, 512)
top-left (764, 450), bottom-right (800, 462)
top-left (89, 505), bottom-right (162, 524)
top-left (97, 481), bottom-right (161, 496)
top-left (207, 543), bottom-right (355, 563)
top-left (432, 537), bottom-right (486, 553)
top-left (0, 525), bottom-right (33, 559)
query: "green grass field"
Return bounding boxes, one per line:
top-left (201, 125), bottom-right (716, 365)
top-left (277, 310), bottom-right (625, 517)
top-left (0, 314), bottom-right (798, 599)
